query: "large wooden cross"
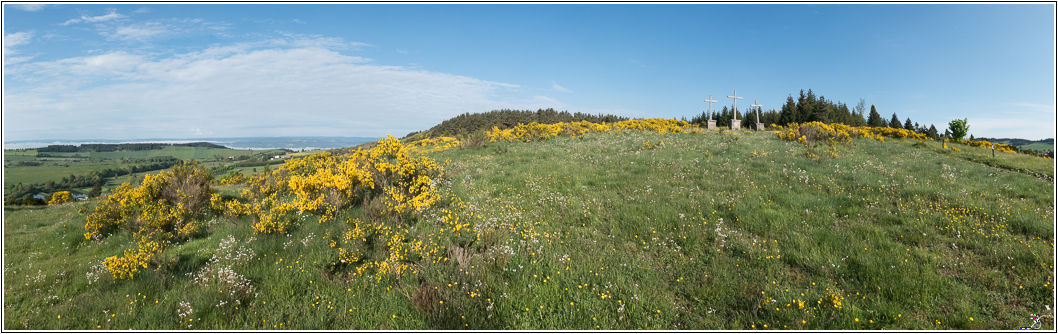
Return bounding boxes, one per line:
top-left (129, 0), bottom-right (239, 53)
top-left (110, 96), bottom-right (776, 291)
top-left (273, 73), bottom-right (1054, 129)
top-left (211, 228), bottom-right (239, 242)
top-left (751, 100), bottom-right (762, 124)
top-left (704, 95), bottom-right (718, 120)
top-left (727, 90), bottom-right (743, 120)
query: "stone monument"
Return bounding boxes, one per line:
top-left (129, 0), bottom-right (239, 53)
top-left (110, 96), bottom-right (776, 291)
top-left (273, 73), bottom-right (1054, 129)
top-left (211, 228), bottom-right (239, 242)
top-left (751, 100), bottom-right (765, 131)
top-left (727, 90), bottom-right (742, 130)
top-left (704, 95), bottom-right (718, 130)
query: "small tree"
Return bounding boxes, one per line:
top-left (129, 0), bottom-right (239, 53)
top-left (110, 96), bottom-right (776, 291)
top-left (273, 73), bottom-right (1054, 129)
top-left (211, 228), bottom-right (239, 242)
top-left (928, 124), bottom-right (939, 139)
top-left (90, 181), bottom-right (103, 197)
top-left (948, 118), bottom-right (969, 141)
top-left (904, 118), bottom-right (914, 131)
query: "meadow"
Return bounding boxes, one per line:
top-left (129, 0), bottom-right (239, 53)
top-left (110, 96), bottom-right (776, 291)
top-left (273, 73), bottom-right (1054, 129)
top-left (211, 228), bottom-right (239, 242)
top-left (3, 127), bottom-right (1053, 330)
top-left (3, 147), bottom-right (288, 193)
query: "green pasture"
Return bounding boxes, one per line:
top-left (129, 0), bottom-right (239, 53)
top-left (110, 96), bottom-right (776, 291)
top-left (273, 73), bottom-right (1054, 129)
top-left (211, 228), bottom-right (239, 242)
top-left (3, 130), bottom-right (1053, 330)
top-left (1020, 143), bottom-right (1054, 152)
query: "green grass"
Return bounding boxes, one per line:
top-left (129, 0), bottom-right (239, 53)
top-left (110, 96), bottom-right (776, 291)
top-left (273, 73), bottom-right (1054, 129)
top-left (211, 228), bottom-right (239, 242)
top-left (1020, 143), bottom-right (1054, 153)
top-left (4, 130), bottom-right (1053, 330)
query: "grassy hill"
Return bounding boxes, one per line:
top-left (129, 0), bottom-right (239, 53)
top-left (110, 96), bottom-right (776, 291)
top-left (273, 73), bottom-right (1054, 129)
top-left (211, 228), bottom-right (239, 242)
top-left (3, 128), bottom-right (1053, 330)
top-left (978, 138), bottom-right (1055, 153)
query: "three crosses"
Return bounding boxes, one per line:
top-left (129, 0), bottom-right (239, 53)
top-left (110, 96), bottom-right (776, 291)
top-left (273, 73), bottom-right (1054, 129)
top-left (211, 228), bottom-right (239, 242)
top-left (705, 90), bottom-right (765, 131)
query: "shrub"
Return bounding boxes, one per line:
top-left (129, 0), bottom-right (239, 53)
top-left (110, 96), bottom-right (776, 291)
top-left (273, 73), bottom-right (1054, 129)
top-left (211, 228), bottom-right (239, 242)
top-left (84, 161), bottom-right (215, 279)
top-left (48, 191), bottom-right (72, 205)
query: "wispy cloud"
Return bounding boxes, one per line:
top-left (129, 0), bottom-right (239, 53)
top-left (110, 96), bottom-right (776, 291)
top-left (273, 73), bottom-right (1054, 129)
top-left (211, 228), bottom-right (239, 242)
top-left (396, 48), bottom-right (408, 54)
top-left (3, 31), bottom-right (35, 64)
top-left (4, 40), bottom-right (542, 140)
top-left (12, 4), bottom-right (46, 12)
top-left (132, 7), bottom-right (150, 14)
top-left (552, 81), bottom-right (572, 93)
top-left (94, 17), bottom-right (231, 43)
top-left (62, 11), bottom-right (126, 25)
top-left (350, 41), bottom-right (372, 49)
top-left (969, 117), bottom-right (1055, 140)
top-left (1010, 102), bottom-right (1055, 113)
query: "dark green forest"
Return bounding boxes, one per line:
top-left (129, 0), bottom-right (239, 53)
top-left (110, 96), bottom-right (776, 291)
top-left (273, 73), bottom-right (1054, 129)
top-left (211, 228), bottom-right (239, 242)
top-left (687, 89), bottom-right (943, 139)
top-left (36, 142), bottom-right (227, 153)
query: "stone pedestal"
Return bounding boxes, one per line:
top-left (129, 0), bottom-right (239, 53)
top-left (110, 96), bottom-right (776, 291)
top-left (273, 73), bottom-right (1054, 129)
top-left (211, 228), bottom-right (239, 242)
top-left (730, 122), bottom-right (741, 130)
top-left (756, 123), bottom-right (765, 131)
top-left (707, 120), bottom-right (716, 130)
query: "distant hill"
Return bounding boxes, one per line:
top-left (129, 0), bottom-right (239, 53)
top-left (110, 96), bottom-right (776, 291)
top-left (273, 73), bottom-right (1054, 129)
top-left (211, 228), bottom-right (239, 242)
top-left (36, 142), bottom-right (227, 152)
top-left (414, 108), bottom-right (630, 139)
top-left (977, 137), bottom-right (1054, 153)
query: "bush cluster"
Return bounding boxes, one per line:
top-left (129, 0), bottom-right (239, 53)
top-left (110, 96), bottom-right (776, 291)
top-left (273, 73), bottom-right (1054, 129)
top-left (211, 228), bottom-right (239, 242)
top-left (487, 118), bottom-right (692, 143)
top-left (84, 161), bottom-right (214, 279)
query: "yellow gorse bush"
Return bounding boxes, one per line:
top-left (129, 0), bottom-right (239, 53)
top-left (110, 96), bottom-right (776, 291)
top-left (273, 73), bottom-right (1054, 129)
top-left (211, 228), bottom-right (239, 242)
top-left (777, 122), bottom-right (929, 145)
top-left (48, 191), bottom-right (72, 205)
top-left (487, 118), bottom-right (693, 143)
top-left (329, 217), bottom-right (432, 279)
top-left (244, 135), bottom-right (444, 233)
top-left (84, 162), bottom-right (213, 280)
top-left (406, 136), bottom-right (461, 155)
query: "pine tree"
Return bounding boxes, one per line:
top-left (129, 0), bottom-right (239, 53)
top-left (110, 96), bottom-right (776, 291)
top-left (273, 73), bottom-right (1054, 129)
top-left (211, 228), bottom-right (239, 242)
top-left (780, 96), bottom-right (797, 125)
top-left (928, 124), bottom-right (938, 138)
top-left (904, 118), bottom-right (914, 130)
top-left (867, 105), bottom-right (884, 127)
top-left (889, 113), bottom-right (901, 128)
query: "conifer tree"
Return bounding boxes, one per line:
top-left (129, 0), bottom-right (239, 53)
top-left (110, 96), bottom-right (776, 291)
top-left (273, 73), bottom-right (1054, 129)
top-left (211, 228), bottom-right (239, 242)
top-left (780, 96), bottom-right (797, 125)
top-left (867, 105), bottom-right (884, 127)
top-left (928, 124), bottom-right (938, 139)
top-left (904, 118), bottom-right (914, 130)
top-left (889, 113), bottom-right (902, 128)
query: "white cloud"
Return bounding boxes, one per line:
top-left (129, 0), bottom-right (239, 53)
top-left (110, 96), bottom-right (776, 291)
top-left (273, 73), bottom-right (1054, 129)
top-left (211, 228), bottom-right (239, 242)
top-left (4, 44), bottom-right (550, 141)
top-left (3, 31), bottom-right (34, 64)
top-left (396, 49), bottom-right (408, 54)
top-left (350, 41), bottom-right (373, 50)
top-left (552, 81), bottom-right (572, 93)
top-left (132, 7), bottom-right (150, 14)
top-left (62, 11), bottom-right (126, 25)
top-left (112, 21), bottom-right (168, 41)
top-left (12, 4), bottom-right (46, 11)
top-left (3, 31), bottom-right (32, 51)
top-left (99, 18), bottom-right (231, 42)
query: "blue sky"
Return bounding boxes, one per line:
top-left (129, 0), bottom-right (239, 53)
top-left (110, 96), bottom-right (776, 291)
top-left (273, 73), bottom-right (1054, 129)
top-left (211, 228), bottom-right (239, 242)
top-left (3, 3), bottom-right (1055, 142)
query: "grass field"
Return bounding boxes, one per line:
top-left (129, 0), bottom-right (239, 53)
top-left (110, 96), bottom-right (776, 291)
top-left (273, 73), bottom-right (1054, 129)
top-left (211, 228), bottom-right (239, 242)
top-left (3, 129), bottom-right (1054, 330)
top-left (1021, 143), bottom-right (1055, 153)
top-left (3, 148), bottom-right (287, 190)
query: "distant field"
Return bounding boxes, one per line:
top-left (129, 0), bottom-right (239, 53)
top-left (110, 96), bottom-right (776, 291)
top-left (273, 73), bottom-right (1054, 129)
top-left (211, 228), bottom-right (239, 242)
top-left (3, 147), bottom-right (287, 191)
top-left (978, 138), bottom-right (1054, 153)
top-left (1019, 143), bottom-right (1054, 152)
top-left (39, 147), bottom-right (284, 160)
top-left (3, 162), bottom-right (142, 188)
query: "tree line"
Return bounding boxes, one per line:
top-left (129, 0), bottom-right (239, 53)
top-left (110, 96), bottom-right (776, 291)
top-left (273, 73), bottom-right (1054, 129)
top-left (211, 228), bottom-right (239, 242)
top-left (423, 108), bottom-right (630, 137)
top-left (686, 89), bottom-right (944, 139)
top-left (36, 142), bottom-right (227, 153)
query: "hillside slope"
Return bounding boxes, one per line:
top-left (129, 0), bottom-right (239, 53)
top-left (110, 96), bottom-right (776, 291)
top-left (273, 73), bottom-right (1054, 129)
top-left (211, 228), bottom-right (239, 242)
top-left (3, 129), bottom-right (1053, 330)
